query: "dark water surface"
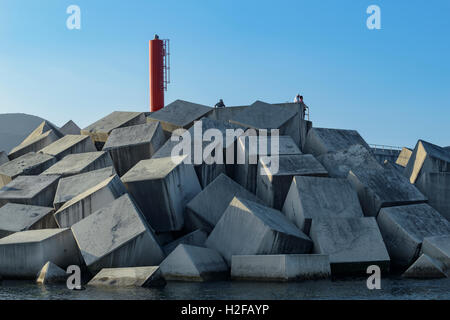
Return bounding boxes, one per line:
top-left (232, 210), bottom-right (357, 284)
top-left (1, 277), bottom-right (449, 300)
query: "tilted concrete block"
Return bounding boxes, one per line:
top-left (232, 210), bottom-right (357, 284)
top-left (160, 244), bottom-right (228, 281)
top-left (36, 261), bottom-right (68, 284)
top-left (402, 254), bottom-right (447, 279)
top-left (421, 235), bottom-right (450, 274)
top-left (347, 167), bottom-right (427, 217)
top-left (377, 203), bottom-right (450, 269)
top-left (42, 151), bottom-right (113, 177)
top-left (0, 228), bottom-right (82, 279)
top-left (39, 135), bottom-right (96, 160)
top-left (60, 120), bottom-right (81, 135)
top-left (54, 175), bottom-right (127, 228)
top-left (0, 203), bottom-right (57, 239)
top-left (71, 194), bottom-right (165, 274)
top-left (53, 166), bottom-right (116, 210)
top-left (163, 229), bottom-right (208, 256)
top-left (310, 217), bottom-right (390, 275)
top-left (0, 152), bottom-right (57, 188)
top-left (121, 156), bottom-right (201, 232)
top-left (88, 266), bottom-right (166, 288)
top-left (231, 254), bottom-right (331, 281)
top-left (256, 154), bottom-right (328, 210)
top-left (273, 102), bottom-right (312, 149)
top-left (205, 197), bottom-right (313, 265)
top-left (416, 172), bottom-right (450, 221)
top-left (0, 151), bottom-right (8, 166)
top-left (0, 175), bottom-right (60, 208)
top-left (396, 147), bottom-right (413, 168)
top-left (282, 176), bottom-right (364, 235)
top-left (404, 140), bottom-right (450, 184)
top-left (103, 122), bottom-right (166, 176)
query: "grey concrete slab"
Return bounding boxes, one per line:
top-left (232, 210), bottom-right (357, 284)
top-left (53, 166), bottom-right (116, 210)
top-left (310, 217), bottom-right (390, 275)
top-left (231, 254), bottom-right (331, 281)
top-left (60, 120), bottom-right (81, 135)
top-left (396, 147), bottom-right (413, 168)
top-left (0, 228), bottom-right (82, 279)
top-left (404, 140), bottom-right (450, 184)
top-left (422, 235), bottom-right (450, 274)
top-left (186, 174), bottom-right (264, 232)
top-left (36, 261), bottom-right (67, 284)
top-left (88, 266), bottom-right (166, 288)
top-left (303, 127), bottom-right (371, 157)
top-left (0, 175), bottom-right (60, 208)
top-left (348, 167), bottom-right (427, 217)
top-left (81, 111), bottom-right (146, 144)
top-left (402, 254), bottom-right (447, 279)
top-left (121, 156), bottom-right (201, 232)
top-left (103, 122), bottom-right (166, 176)
top-left (0, 151), bottom-right (8, 166)
top-left (160, 244), bottom-right (228, 281)
top-left (39, 135), bottom-right (96, 160)
top-left (0, 152), bottom-right (57, 188)
top-left (55, 175), bottom-right (127, 228)
top-left (416, 172), bottom-right (450, 221)
top-left (205, 197), bottom-right (313, 265)
top-left (377, 203), bottom-right (450, 269)
top-left (205, 105), bottom-right (249, 122)
top-left (282, 176), bottom-right (364, 235)
top-left (256, 154), bottom-right (328, 210)
top-left (71, 194), bottom-right (165, 274)
top-left (0, 203), bottom-right (56, 239)
top-left (42, 151), bottom-right (113, 177)
top-left (163, 230), bottom-right (208, 256)
top-left (147, 100), bottom-right (212, 132)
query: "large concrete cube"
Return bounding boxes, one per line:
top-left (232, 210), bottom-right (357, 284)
top-left (0, 228), bottom-right (82, 279)
top-left (347, 167), bottom-right (427, 217)
top-left (0, 175), bottom-right (60, 208)
top-left (231, 254), bottom-right (331, 281)
top-left (60, 120), bottom-right (81, 135)
top-left (282, 176), bottom-right (364, 234)
top-left (422, 235), bottom-right (450, 274)
top-left (71, 194), bottom-right (165, 274)
top-left (159, 244), bottom-right (228, 281)
top-left (39, 135), bottom-right (96, 160)
top-left (310, 217), bottom-right (390, 275)
top-left (303, 127), bottom-right (371, 157)
top-left (103, 122), bottom-right (166, 176)
top-left (377, 204), bottom-right (450, 269)
top-left (396, 147), bottom-right (413, 168)
top-left (256, 154), bottom-right (328, 210)
top-left (55, 175), bottom-right (127, 228)
top-left (416, 172), bottom-right (450, 221)
top-left (0, 152), bottom-right (57, 188)
top-left (404, 140), bottom-right (450, 184)
top-left (205, 197), bottom-right (313, 265)
top-left (42, 151), bottom-right (113, 177)
top-left (186, 173), bottom-right (264, 232)
top-left (121, 156), bottom-right (201, 232)
top-left (88, 266), bottom-right (166, 288)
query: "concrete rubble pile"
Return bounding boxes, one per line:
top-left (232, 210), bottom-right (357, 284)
top-left (0, 100), bottom-right (448, 286)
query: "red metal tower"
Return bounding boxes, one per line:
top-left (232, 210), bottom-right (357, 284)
top-left (149, 35), bottom-right (170, 112)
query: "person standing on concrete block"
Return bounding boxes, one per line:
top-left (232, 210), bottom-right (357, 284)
top-left (214, 99), bottom-right (225, 108)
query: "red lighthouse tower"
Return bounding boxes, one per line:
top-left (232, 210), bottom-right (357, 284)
top-left (149, 35), bottom-right (170, 112)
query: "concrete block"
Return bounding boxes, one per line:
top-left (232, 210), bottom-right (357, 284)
top-left (186, 174), bottom-right (264, 232)
top-left (396, 147), bottom-right (413, 168)
top-left (88, 266), bottom-right (166, 288)
top-left (160, 244), bottom-right (228, 281)
top-left (54, 175), bottom-right (127, 228)
top-left (103, 122), bottom-right (166, 176)
top-left (121, 156), bottom-right (201, 232)
top-left (42, 151), bottom-right (113, 177)
top-left (0, 151), bottom-right (8, 166)
top-left (347, 167), bottom-right (427, 217)
top-left (377, 203), bottom-right (450, 269)
top-left (0, 228), bottom-right (82, 279)
top-left (231, 254), bottom-right (331, 281)
top-left (0, 203), bottom-right (56, 239)
top-left (60, 120), bottom-right (81, 135)
top-left (36, 261), bottom-right (67, 284)
top-left (402, 254), bottom-right (447, 279)
top-left (71, 194), bottom-right (165, 274)
top-left (39, 135), bottom-right (96, 160)
top-left (421, 235), bottom-right (450, 273)
top-left (310, 217), bottom-right (390, 275)
top-left (53, 166), bottom-right (116, 210)
top-left (147, 100), bottom-right (212, 132)
top-left (0, 152), bottom-right (57, 188)
top-left (163, 230), bottom-right (208, 256)
top-left (273, 102), bottom-right (312, 149)
top-left (416, 172), bottom-right (450, 221)
top-left (303, 127), bottom-right (371, 157)
top-left (0, 175), bottom-right (60, 208)
top-left (256, 154), bottom-right (328, 210)
top-left (205, 105), bottom-right (249, 122)
top-left (282, 176), bottom-right (364, 235)
top-left (205, 197), bottom-right (313, 265)
top-left (316, 144), bottom-right (383, 178)
top-left (404, 140), bottom-right (450, 184)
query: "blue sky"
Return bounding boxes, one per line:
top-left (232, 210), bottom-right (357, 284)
top-left (0, 0), bottom-right (449, 148)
